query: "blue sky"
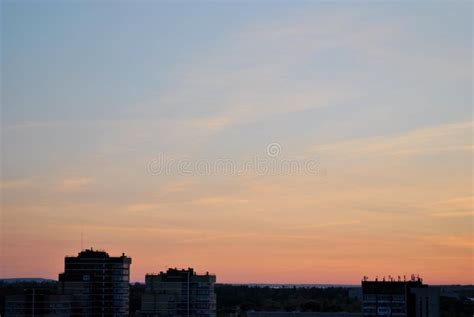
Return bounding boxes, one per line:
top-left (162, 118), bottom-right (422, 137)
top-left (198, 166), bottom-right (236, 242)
top-left (1, 1), bottom-right (473, 282)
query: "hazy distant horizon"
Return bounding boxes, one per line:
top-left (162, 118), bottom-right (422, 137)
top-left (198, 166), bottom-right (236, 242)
top-left (2, 277), bottom-right (473, 288)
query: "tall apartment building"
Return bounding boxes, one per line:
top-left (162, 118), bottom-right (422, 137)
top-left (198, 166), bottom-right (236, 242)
top-left (140, 268), bottom-right (216, 317)
top-left (58, 248), bottom-right (132, 316)
top-left (361, 276), bottom-right (439, 317)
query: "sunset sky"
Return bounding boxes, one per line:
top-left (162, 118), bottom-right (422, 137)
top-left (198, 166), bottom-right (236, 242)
top-left (1, 1), bottom-right (472, 284)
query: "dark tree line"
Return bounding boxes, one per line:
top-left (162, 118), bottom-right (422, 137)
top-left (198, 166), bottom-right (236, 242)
top-left (213, 285), bottom-right (360, 315)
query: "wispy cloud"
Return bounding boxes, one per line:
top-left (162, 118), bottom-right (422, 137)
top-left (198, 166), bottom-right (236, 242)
top-left (127, 203), bottom-right (160, 213)
top-left (289, 220), bottom-right (361, 230)
top-left (0, 178), bottom-right (34, 190)
top-left (420, 235), bottom-right (473, 250)
top-left (313, 121), bottom-right (473, 160)
top-left (56, 177), bottom-right (94, 192)
top-left (424, 196), bottom-right (473, 219)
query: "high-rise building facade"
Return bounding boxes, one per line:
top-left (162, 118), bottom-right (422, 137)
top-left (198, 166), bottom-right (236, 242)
top-left (140, 268), bottom-right (216, 317)
top-left (58, 249), bottom-right (132, 316)
top-left (361, 276), bottom-right (439, 317)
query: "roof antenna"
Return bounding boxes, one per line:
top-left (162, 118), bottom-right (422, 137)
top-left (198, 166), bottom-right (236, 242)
top-left (81, 223), bottom-right (84, 251)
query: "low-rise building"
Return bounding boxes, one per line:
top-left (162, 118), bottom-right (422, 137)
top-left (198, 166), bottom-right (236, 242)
top-left (361, 276), bottom-right (439, 317)
top-left (5, 292), bottom-right (72, 317)
top-left (140, 268), bottom-right (216, 317)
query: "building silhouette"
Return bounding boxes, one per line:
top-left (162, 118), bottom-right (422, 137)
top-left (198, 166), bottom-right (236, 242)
top-left (411, 287), bottom-right (440, 317)
top-left (139, 268), bottom-right (216, 317)
top-left (361, 276), bottom-right (439, 317)
top-left (5, 291), bottom-right (72, 317)
top-left (58, 249), bottom-right (132, 316)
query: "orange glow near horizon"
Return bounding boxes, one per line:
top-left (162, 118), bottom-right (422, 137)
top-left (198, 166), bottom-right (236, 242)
top-left (2, 124), bottom-right (473, 284)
